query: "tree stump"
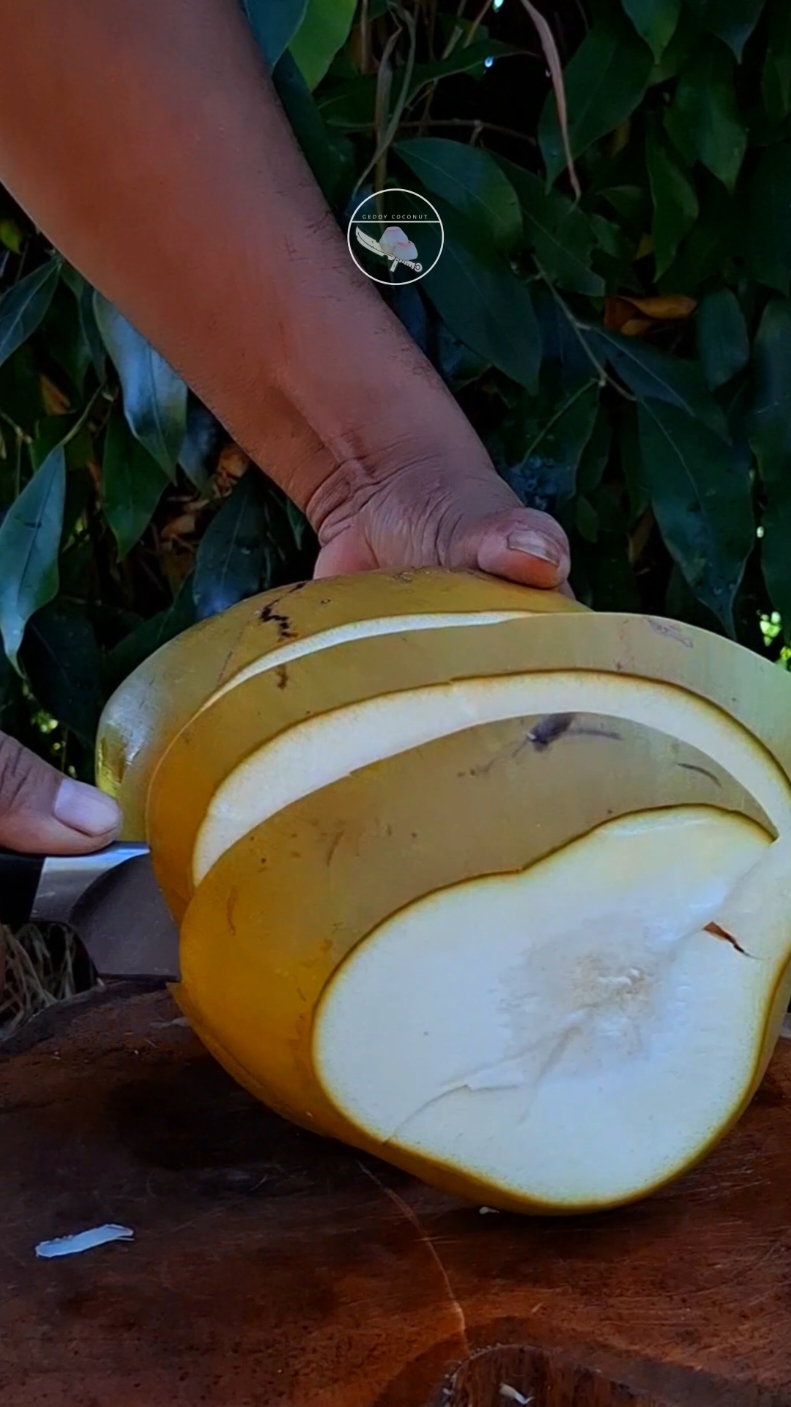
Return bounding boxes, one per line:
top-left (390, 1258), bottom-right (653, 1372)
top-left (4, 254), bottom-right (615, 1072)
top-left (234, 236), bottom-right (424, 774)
top-left (2, 986), bottom-right (791, 1406)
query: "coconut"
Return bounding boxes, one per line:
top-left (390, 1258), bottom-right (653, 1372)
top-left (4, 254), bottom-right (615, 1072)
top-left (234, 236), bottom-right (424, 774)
top-left (97, 570), bottom-right (577, 839)
top-left (98, 571), bottom-right (791, 1211)
top-left (176, 708), bottom-right (791, 1209)
top-left (147, 611), bottom-right (791, 919)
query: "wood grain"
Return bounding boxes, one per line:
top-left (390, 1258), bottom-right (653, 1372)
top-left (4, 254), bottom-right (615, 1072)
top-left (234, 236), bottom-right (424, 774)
top-left (2, 988), bottom-right (791, 1406)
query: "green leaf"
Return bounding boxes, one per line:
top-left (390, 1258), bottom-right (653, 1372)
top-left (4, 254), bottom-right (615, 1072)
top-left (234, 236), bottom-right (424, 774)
top-left (747, 144), bottom-right (791, 295)
top-left (637, 399), bottom-right (753, 631)
top-left (501, 162), bottom-right (604, 296)
top-left (0, 643), bottom-right (25, 736)
top-left (665, 43), bottom-right (747, 191)
top-left (272, 52), bottom-right (353, 207)
top-left (396, 139), bottom-right (522, 253)
top-left (646, 122), bottom-right (698, 278)
top-left (42, 282), bottom-right (92, 395)
top-left (421, 202), bottom-right (541, 393)
top-left (762, 5), bottom-right (791, 125)
top-left (289, 0), bottom-right (357, 90)
top-left (538, 13), bottom-right (653, 185)
top-left (61, 264), bottom-right (106, 381)
top-left (646, 6), bottom-right (699, 81)
top-left (30, 414), bottom-right (92, 473)
top-left (577, 405), bottom-right (612, 495)
top-left (0, 258), bottom-right (60, 371)
top-left (574, 491), bottom-right (641, 612)
top-left (0, 343), bottom-right (45, 440)
top-left (498, 381), bottom-right (601, 509)
top-left (749, 298), bottom-right (791, 629)
top-left (0, 444), bottom-right (66, 670)
top-left (532, 282), bottom-right (593, 388)
top-left (94, 295), bottom-right (187, 475)
top-left (589, 328), bottom-right (728, 435)
top-left (105, 578), bottom-right (196, 692)
top-left (435, 322), bottom-right (491, 391)
top-left (240, 0), bottom-right (308, 68)
top-left (0, 219), bottom-right (23, 255)
top-left (102, 408), bottom-right (170, 559)
top-left (193, 472), bottom-right (284, 620)
top-left (696, 288), bottom-right (749, 389)
top-left (178, 399), bottom-right (222, 494)
top-left (22, 599), bottom-right (103, 746)
top-left (621, 0), bottom-right (681, 59)
top-left (620, 405), bottom-right (651, 522)
top-left (659, 173), bottom-right (735, 293)
top-left (318, 41), bottom-right (514, 130)
top-left (683, 0), bottom-right (766, 60)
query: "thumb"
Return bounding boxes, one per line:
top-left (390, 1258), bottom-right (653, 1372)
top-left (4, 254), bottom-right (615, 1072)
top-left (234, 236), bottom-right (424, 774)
top-left (454, 506), bottom-right (571, 590)
top-left (0, 732), bottom-right (121, 855)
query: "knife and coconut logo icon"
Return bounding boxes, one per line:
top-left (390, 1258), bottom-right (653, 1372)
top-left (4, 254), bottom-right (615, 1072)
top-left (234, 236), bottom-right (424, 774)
top-left (347, 187), bottom-right (444, 285)
top-left (356, 223), bottom-right (422, 273)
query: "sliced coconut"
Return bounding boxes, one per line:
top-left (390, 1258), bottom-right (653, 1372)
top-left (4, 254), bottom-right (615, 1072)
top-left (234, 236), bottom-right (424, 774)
top-left (97, 569), bottom-right (563, 838)
top-left (197, 610), bottom-right (528, 710)
top-left (192, 670), bottom-right (791, 888)
top-left (314, 808), bottom-right (789, 1211)
top-left (177, 714), bottom-right (773, 1163)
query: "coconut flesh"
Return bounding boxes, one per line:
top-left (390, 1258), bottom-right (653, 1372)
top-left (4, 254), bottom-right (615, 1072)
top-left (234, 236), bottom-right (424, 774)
top-left (315, 809), bottom-right (790, 1210)
top-left (100, 573), bottom-right (791, 1212)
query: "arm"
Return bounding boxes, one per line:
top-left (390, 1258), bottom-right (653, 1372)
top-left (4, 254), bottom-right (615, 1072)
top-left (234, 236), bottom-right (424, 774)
top-left (0, 0), bottom-right (569, 586)
top-left (0, 0), bottom-right (571, 858)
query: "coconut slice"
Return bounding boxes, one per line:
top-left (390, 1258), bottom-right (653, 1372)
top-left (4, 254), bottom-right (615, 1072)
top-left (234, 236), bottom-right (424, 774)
top-left (147, 608), bottom-right (791, 918)
top-left (314, 808), bottom-right (791, 1211)
top-left (97, 569), bottom-right (565, 837)
top-left (177, 712), bottom-right (777, 1201)
top-left (192, 669), bottom-right (791, 889)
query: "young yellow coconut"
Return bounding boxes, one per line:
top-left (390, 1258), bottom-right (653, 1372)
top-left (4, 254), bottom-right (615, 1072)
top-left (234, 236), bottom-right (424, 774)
top-left (175, 705), bottom-right (791, 1211)
top-left (99, 569), bottom-right (791, 1211)
top-left (97, 569), bottom-right (580, 838)
top-left (147, 609), bottom-right (791, 920)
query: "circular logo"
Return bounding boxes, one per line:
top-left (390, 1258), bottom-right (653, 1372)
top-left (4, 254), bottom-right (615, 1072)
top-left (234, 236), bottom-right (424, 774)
top-left (347, 187), bottom-right (444, 286)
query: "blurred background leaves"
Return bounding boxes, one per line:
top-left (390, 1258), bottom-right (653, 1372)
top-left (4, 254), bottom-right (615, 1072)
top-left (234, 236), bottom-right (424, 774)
top-left (1, 0), bottom-right (791, 787)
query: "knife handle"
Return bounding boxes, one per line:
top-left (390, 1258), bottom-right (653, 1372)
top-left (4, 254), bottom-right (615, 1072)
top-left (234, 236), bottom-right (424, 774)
top-left (0, 850), bottom-right (45, 930)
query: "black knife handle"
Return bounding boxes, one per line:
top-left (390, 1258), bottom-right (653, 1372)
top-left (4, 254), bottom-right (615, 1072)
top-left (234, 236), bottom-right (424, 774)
top-left (0, 849), bottom-right (45, 930)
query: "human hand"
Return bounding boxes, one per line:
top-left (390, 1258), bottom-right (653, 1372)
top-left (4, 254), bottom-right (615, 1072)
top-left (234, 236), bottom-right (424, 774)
top-left (0, 732), bottom-right (121, 855)
top-left (308, 418), bottom-right (570, 589)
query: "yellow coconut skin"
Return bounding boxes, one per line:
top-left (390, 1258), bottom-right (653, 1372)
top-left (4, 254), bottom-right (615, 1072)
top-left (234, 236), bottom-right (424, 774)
top-left (97, 570), bottom-right (583, 839)
top-left (148, 617), bottom-right (630, 919)
top-left (97, 570), bottom-right (791, 1211)
top-left (177, 709), bottom-right (791, 1212)
top-left (148, 605), bottom-right (791, 920)
top-left (169, 606), bottom-right (791, 1212)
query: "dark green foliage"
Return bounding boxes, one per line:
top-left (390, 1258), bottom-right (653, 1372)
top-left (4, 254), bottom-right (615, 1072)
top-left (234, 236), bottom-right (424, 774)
top-left (1, 0), bottom-right (790, 781)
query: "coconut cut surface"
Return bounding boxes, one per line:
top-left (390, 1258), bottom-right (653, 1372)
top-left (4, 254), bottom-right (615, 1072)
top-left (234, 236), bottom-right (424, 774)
top-left (98, 569), bottom-right (571, 838)
top-left (193, 671), bottom-right (791, 886)
top-left (314, 807), bottom-right (779, 1210)
top-left (199, 610), bottom-right (529, 710)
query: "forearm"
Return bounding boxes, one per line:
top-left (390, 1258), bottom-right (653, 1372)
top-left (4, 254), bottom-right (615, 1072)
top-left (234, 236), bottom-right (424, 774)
top-left (0, 0), bottom-right (479, 522)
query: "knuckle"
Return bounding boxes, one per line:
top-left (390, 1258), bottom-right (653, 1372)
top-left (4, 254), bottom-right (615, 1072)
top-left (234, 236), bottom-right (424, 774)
top-left (0, 732), bottom-right (38, 816)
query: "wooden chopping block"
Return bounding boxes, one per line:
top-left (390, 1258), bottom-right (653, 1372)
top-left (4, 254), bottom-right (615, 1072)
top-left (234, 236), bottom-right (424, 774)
top-left (1, 985), bottom-right (791, 1407)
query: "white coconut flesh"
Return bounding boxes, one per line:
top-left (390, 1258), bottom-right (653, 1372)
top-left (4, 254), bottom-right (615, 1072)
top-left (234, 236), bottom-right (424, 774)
top-left (314, 809), bottom-right (791, 1210)
top-left (192, 671), bottom-right (791, 886)
top-left (198, 611), bottom-right (530, 712)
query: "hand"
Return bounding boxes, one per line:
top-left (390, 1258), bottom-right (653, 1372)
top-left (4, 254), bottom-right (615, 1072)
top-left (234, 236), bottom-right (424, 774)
top-left (0, 732), bottom-right (121, 855)
top-left (312, 454), bottom-right (570, 587)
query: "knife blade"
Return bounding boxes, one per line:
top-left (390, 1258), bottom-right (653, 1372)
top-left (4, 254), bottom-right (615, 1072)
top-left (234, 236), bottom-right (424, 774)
top-left (0, 844), bottom-right (180, 980)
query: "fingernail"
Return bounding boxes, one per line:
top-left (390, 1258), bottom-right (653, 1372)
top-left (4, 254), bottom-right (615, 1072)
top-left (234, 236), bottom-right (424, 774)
top-left (506, 529), bottom-right (565, 567)
top-left (53, 778), bottom-right (122, 837)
